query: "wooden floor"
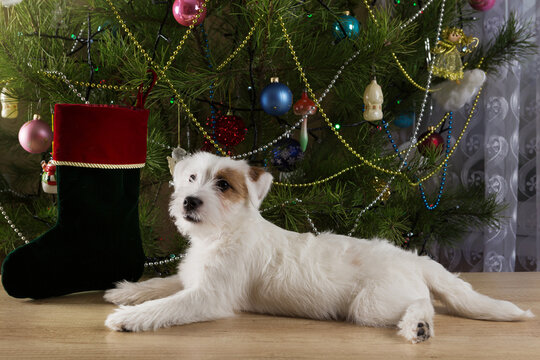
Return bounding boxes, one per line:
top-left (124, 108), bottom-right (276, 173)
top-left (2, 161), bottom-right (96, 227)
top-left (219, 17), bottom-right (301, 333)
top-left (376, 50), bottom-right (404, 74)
top-left (0, 273), bottom-right (539, 359)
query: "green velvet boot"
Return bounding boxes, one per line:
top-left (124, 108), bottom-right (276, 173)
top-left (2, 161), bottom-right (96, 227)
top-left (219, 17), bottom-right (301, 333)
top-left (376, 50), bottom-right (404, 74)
top-left (2, 103), bottom-right (149, 299)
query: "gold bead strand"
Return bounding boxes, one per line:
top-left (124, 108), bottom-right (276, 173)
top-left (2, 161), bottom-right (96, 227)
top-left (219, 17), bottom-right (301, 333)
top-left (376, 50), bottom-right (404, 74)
top-left (216, 17), bottom-right (262, 72)
top-left (377, 113), bottom-right (449, 162)
top-left (278, 16), bottom-right (407, 178)
top-left (162, 1), bottom-right (210, 73)
top-left (412, 87), bottom-right (483, 185)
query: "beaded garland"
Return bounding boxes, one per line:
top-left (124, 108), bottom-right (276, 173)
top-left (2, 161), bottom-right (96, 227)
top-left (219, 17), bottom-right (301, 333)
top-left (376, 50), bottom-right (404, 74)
top-left (36, 1), bottom-right (456, 188)
top-left (382, 113), bottom-right (453, 210)
top-left (199, 24), bottom-right (218, 149)
top-left (1, 0), bottom-right (486, 272)
top-left (3, 0), bottom-right (476, 250)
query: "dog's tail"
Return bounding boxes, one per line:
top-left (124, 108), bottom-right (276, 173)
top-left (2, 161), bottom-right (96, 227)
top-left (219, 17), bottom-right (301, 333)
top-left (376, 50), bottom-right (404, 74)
top-left (422, 259), bottom-right (534, 321)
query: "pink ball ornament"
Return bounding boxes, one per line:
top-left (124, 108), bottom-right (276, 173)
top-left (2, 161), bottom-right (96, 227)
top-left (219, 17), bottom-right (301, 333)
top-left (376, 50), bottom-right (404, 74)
top-left (18, 114), bottom-right (53, 154)
top-left (172, 0), bottom-right (207, 27)
top-left (468, 0), bottom-right (496, 11)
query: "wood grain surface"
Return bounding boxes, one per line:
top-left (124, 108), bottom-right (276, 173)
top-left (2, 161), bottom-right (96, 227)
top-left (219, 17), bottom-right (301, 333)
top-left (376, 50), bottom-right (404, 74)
top-left (0, 272), bottom-right (539, 359)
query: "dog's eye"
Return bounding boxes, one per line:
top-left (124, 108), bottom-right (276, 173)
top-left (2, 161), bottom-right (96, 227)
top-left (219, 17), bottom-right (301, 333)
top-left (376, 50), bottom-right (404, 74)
top-left (216, 179), bottom-right (230, 192)
top-left (189, 174), bottom-right (196, 182)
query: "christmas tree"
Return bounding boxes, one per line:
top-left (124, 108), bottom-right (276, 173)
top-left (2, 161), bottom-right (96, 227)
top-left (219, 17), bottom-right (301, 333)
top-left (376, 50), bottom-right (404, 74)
top-left (0, 0), bottom-right (535, 276)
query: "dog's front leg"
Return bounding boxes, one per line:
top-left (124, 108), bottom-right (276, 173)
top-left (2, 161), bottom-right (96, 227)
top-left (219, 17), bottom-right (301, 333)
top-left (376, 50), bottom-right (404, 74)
top-left (105, 287), bottom-right (235, 332)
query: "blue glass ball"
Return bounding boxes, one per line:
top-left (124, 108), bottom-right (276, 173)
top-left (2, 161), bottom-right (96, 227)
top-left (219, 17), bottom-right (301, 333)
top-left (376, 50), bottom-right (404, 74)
top-left (394, 112), bottom-right (415, 128)
top-left (332, 14), bottom-right (360, 40)
top-left (260, 82), bottom-right (293, 116)
top-left (271, 138), bottom-right (304, 172)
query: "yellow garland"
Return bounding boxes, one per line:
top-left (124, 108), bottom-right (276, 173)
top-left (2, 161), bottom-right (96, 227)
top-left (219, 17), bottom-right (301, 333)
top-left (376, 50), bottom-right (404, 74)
top-left (105, 0), bottom-right (206, 83)
top-left (103, 1), bottom-right (483, 189)
top-left (361, 0), bottom-right (442, 93)
top-left (105, 0), bottom-right (268, 157)
top-left (392, 53), bottom-right (441, 92)
top-left (278, 15), bottom-right (483, 187)
top-left (105, 0), bottom-right (228, 156)
top-left (216, 17), bottom-right (262, 72)
top-left (278, 16), bottom-right (409, 178)
top-left (39, 71), bottom-right (137, 91)
top-left (412, 87), bottom-right (482, 185)
top-left (0, 78), bottom-right (15, 85)
top-left (377, 113), bottom-right (449, 162)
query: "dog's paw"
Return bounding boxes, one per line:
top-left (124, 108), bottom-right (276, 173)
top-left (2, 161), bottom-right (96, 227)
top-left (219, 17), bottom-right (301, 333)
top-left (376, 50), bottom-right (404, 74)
top-left (413, 322), bottom-right (431, 343)
top-left (397, 320), bottom-right (433, 344)
top-left (104, 281), bottom-right (140, 305)
top-left (105, 305), bottom-right (156, 332)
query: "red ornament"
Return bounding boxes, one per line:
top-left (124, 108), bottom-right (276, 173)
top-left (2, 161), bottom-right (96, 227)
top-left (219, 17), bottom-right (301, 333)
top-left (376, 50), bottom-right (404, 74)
top-left (172, 0), bottom-right (207, 27)
top-left (18, 114), bottom-right (53, 153)
top-left (293, 90), bottom-right (317, 116)
top-left (214, 112), bottom-right (247, 147)
top-left (468, 0), bottom-right (495, 11)
top-left (417, 127), bottom-right (444, 155)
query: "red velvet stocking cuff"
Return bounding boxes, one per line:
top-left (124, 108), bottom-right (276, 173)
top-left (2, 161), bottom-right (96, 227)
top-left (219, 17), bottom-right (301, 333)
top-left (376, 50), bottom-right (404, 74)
top-left (52, 104), bottom-right (148, 168)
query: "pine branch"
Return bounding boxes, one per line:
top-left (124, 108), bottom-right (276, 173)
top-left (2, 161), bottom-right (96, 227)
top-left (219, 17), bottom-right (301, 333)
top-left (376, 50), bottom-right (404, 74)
top-left (468, 12), bottom-right (537, 74)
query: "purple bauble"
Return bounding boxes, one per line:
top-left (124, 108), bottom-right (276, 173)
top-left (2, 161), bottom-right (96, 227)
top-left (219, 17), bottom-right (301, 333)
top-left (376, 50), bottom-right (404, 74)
top-left (469, 0), bottom-right (496, 11)
top-left (172, 0), bottom-right (207, 27)
top-left (18, 115), bottom-right (53, 154)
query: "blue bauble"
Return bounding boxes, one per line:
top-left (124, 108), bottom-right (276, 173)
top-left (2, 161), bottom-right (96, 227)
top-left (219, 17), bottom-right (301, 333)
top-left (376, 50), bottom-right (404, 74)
top-left (260, 81), bottom-right (293, 116)
top-left (394, 112), bottom-right (415, 128)
top-left (271, 138), bottom-right (304, 172)
top-left (332, 14), bottom-right (360, 40)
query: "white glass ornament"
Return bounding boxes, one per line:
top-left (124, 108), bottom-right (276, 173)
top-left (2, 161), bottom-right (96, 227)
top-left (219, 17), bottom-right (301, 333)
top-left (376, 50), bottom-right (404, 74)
top-left (1, 0), bottom-right (23, 7)
top-left (1, 87), bottom-right (18, 119)
top-left (363, 78), bottom-right (384, 121)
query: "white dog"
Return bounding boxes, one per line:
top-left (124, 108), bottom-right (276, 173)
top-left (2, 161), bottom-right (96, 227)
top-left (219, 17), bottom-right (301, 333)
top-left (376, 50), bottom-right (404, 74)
top-left (104, 152), bottom-right (533, 343)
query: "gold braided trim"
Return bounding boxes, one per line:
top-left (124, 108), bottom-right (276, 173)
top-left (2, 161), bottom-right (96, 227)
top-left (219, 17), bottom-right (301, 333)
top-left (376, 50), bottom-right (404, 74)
top-left (0, 78), bottom-right (15, 85)
top-left (52, 160), bottom-right (145, 169)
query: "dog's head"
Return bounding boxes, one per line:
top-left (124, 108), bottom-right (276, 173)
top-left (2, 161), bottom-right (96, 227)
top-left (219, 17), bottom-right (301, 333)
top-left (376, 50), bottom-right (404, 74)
top-left (169, 152), bottom-right (273, 237)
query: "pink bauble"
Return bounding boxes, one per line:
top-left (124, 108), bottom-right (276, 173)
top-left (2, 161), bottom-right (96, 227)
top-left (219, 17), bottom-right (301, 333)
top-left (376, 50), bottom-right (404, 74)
top-left (172, 0), bottom-right (207, 27)
top-left (469, 0), bottom-right (496, 11)
top-left (18, 116), bottom-right (53, 154)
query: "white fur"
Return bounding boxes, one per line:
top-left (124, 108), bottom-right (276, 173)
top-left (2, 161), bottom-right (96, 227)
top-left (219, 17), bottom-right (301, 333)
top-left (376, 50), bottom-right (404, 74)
top-left (104, 152), bottom-right (533, 343)
top-left (432, 69), bottom-right (486, 111)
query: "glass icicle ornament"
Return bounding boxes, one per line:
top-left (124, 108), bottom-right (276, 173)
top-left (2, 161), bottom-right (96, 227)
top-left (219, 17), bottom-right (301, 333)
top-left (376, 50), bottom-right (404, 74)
top-left (293, 90), bottom-right (316, 152)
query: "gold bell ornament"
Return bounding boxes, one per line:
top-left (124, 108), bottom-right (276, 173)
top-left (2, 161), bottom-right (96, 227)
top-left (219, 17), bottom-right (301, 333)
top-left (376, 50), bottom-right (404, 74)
top-left (1, 87), bottom-right (19, 119)
top-left (363, 77), bottom-right (383, 121)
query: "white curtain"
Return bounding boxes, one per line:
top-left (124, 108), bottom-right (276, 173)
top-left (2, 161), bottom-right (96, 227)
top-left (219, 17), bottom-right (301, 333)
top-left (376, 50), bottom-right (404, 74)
top-left (431, 0), bottom-right (540, 272)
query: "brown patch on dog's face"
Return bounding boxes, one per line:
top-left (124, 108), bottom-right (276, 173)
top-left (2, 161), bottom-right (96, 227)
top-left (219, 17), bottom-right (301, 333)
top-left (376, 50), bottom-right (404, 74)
top-left (215, 168), bottom-right (249, 203)
top-left (249, 166), bottom-right (266, 182)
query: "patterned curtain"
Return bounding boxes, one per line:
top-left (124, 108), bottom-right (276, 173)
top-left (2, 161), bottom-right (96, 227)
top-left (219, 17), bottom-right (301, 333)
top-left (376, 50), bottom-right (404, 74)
top-left (431, 0), bottom-right (540, 272)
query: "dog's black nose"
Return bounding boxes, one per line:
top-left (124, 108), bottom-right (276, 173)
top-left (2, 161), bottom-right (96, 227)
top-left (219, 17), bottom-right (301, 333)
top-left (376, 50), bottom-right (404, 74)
top-left (184, 196), bottom-right (203, 211)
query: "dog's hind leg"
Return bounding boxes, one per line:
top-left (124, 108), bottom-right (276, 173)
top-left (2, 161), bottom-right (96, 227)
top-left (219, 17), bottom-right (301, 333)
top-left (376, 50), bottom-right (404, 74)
top-left (347, 279), bottom-right (434, 343)
top-left (104, 275), bottom-right (184, 305)
top-left (397, 298), bottom-right (434, 343)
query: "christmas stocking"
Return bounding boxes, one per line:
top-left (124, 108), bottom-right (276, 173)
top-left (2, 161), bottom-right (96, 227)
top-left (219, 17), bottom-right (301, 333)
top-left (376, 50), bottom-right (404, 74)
top-left (2, 102), bottom-right (149, 299)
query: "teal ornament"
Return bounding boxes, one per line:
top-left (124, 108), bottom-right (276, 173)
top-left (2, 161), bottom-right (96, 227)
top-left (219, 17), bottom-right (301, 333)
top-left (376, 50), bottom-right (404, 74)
top-left (394, 112), bottom-right (415, 128)
top-left (332, 12), bottom-right (360, 40)
top-left (260, 78), bottom-right (293, 116)
top-left (271, 138), bottom-right (304, 172)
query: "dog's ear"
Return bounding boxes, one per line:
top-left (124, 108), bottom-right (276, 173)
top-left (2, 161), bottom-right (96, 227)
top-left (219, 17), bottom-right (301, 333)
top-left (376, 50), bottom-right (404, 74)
top-left (246, 166), bottom-right (273, 209)
top-left (168, 148), bottom-right (189, 176)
